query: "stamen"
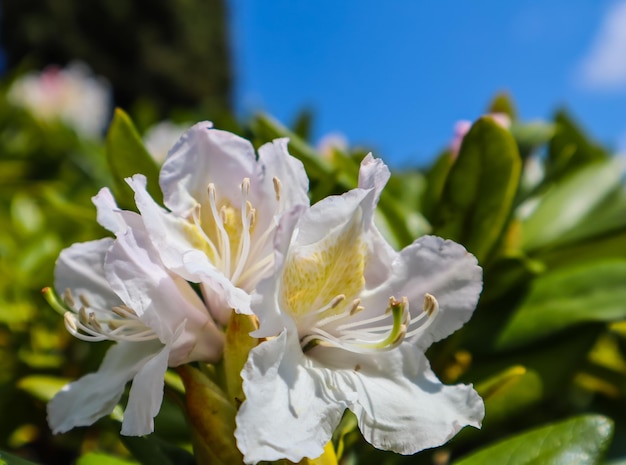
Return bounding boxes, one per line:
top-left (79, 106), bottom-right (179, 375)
top-left (42, 287), bottom-right (72, 316)
top-left (78, 306), bottom-right (89, 324)
top-left (405, 294), bottom-right (440, 339)
top-left (191, 205), bottom-right (221, 267)
top-left (231, 178), bottom-right (255, 284)
top-left (79, 294), bottom-right (91, 308)
top-left (349, 299), bottom-right (363, 316)
top-left (273, 177), bottom-right (282, 201)
top-left (207, 183), bottom-right (231, 273)
top-left (63, 288), bottom-right (75, 308)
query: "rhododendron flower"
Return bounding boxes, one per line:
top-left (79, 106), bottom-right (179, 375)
top-left (235, 155), bottom-right (484, 464)
top-left (128, 121), bottom-right (309, 324)
top-left (47, 189), bottom-right (223, 436)
top-left (8, 61), bottom-right (111, 137)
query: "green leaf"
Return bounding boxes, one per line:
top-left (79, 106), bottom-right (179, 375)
top-left (433, 116), bottom-right (521, 263)
top-left (511, 121), bottom-right (555, 159)
top-left (120, 435), bottom-right (194, 465)
top-left (495, 260), bottom-right (626, 351)
top-left (251, 113), bottom-right (335, 185)
top-left (453, 415), bottom-right (614, 465)
top-left (487, 91), bottom-right (517, 120)
top-left (520, 158), bottom-right (626, 252)
top-left (77, 452), bottom-right (139, 465)
top-left (105, 108), bottom-right (162, 209)
top-left (0, 450), bottom-right (40, 465)
top-left (546, 110), bottom-right (607, 180)
top-left (17, 375), bottom-right (71, 402)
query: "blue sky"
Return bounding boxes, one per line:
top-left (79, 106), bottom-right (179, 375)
top-left (230, 1), bottom-right (626, 168)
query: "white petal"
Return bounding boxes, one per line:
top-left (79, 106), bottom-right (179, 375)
top-left (251, 205), bottom-right (306, 338)
top-left (358, 153), bottom-right (390, 220)
top-left (54, 239), bottom-right (120, 311)
top-left (235, 332), bottom-right (352, 464)
top-left (105, 221), bottom-right (223, 362)
top-left (92, 188), bottom-right (128, 234)
top-left (182, 249), bottom-right (251, 323)
top-left (295, 188), bottom-right (371, 247)
top-left (128, 174), bottom-right (204, 279)
top-left (324, 345), bottom-right (483, 454)
top-left (121, 341), bottom-right (171, 436)
top-left (256, 138), bottom-right (309, 211)
top-left (160, 122), bottom-right (256, 215)
top-left (363, 235), bottom-right (482, 350)
top-left (47, 340), bottom-right (164, 434)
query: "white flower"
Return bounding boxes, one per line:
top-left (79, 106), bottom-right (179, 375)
top-left (7, 61), bottom-right (111, 137)
top-left (127, 122), bottom-right (310, 324)
top-left (235, 155), bottom-right (484, 464)
top-left (47, 189), bottom-right (223, 436)
top-left (143, 120), bottom-right (190, 163)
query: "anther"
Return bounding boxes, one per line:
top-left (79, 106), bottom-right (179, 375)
top-left (423, 293), bottom-right (437, 316)
top-left (79, 294), bottom-right (91, 308)
top-left (349, 299), bottom-right (363, 315)
top-left (330, 294), bottom-right (346, 309)
top-left (273, 177), bottom-right (282, 201)
top-left (64, 313), bottom-right (77, 331)
top-left (241, 177), bottom-right (251, 195)
top-left (63, 288), bottom-right (75, 308)
top-left (88, 312), bottom-right (102, 331)
top-left (78, 306), bottom-right (89, 324)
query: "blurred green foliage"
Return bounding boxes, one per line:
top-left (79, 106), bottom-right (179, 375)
top-left (1, 70), bottom-right (626, 465)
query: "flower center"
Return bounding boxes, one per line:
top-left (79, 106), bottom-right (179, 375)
top-left (298, 293), bottom-right (439, 355)
top-left (278, 208), bottom-right (440, 355)
top-left (190, 176), bottom-right (281, 291)
top-left (43, 287), bottom-right (158, 343)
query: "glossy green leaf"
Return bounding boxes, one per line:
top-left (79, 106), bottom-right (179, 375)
top-left (511, 121), bottom-right (555, 159)
top-left (487, 91), bottom-right (517, 120)
top-left (121, 435), bottom-right (194, 465)
top-left (520, 158), bottom-right (626, 251)
top-left (251, 113), bottom-right (335, 184)
top-left (105, 108), bottom-right (162, 209)
top-left (17, 375), bottom-right (71, 402)
top-left (77, 452), bottom-right (138, 465)
top-left (0, 450), bottom-right (40, 465)
top-left (495, 260), bottom-right (626, 350)
top-left (547, 110), bottom-right (606, 180)
top-left (433, 116), bottom-right (521, 263)
top-left (453, 415), bottom-right (613, 465)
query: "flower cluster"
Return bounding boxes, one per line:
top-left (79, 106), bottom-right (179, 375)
top-left (47, 121), bottom-right (484, 463)
top-left (8, 62), bottom-right (111, 138)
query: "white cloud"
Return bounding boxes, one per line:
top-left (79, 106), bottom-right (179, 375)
top-left (578, 1), bottom-right (626, 90)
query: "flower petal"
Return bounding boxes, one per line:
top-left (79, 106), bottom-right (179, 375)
top-left (160, 122), bottom-right (256, 215)
top-left (47, 340), bottom-right (164, 434)
top-left (127, 174), bottom-right (201, 279)
top-left (319, 344), bottom-right (484, 454)
top-left (235, 331), bottom-right (352, 464)
top-left (363, 235), bottom-right (482, 350)
top-left (256, 138), bottom-right (309, 212)
top-left (92, 188), bottom-right (129, 234)
top-left (121, 341), bottom-right (171, 436)
top-left (358, 153), bottom-right (390, 221)
top-left (54, 238), bottom-right (120, 311)
top-left (252, 204), bottom-right (306, 338)
top-left (104, 218), bottom-right (223, 362)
